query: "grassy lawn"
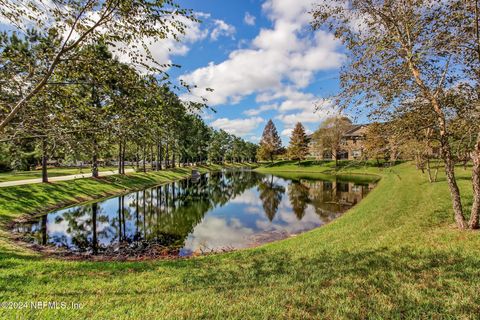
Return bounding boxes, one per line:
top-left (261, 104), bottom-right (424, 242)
top-left (1, 161), bottom-right (479, 319)
top-left (0, 166), bottom-right (126, 183)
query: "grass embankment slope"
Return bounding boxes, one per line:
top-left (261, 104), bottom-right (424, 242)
top-left (1, 161), bottom-right (480, 319)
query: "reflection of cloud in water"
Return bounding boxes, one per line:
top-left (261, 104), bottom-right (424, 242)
top-left (47, 212), bottom-right (115, 247)
top-left (230, 189), bottom-right (262, 206)
top-left (182, 216), bottom-right (254, 254)
top-left (245, 206), bottom-right (263, 215)
top-left (255, 205), bottom-right (323, 235)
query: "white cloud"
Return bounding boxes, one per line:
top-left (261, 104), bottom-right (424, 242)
top-left (211, 19), bottom-right (236, 41)
top-left (281, 128), bottom-right (293, 137)
top-left (211, 117), bottom-right (265, 137)
top-left (275, 98), bottom-right (337, 127)
top-left (244, 12), bottom-right (256, 26)
top-left (179, 1), bottom-right (344, 106)
top-left (243, 103), bottom-right (278, 116)
top-left (113, 13), bottom-right (234, 72)
top-left (182, 216), bottom-right (254, 254)
top-left (248, 135), bottom-right (261, 143)
top-left (281, 127), bottom-right (313, 138)
top-left (112, 14), bottom-right (209, 72)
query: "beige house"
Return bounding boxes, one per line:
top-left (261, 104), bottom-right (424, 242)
top-left (308, 124), bottom-right (370, 161)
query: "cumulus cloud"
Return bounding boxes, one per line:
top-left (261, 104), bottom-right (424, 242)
top-left (211, 117), bottom-right (265, 136)
top-left (244, 12), bottom-right (256, 26)
top-left (281, 128), bottom-right (294, 137)
top-left (275, 103), bottom-right (335, 127)
top-left (210, 19), bottom-right (236, 41)
top-left (179, 0), bottom-right (345, 106)
top-left (243, 103), bottom-right (278, 116)
top-left (114, 13), bottom-right (236, 71)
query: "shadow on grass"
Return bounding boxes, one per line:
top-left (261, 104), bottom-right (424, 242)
top-left (175, 247), bottom-right (480, 317)
top-left (0, 246), bottom-right (479, 318)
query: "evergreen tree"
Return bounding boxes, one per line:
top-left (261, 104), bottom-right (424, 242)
top-left (287, 122), bottom-right (309, 163)
top-left (258, 119), bottom-right (282, 162)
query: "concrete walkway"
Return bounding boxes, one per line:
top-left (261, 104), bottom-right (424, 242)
top-left (0, 168), bottom-right (135, 188)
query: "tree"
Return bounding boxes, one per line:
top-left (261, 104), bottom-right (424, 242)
top-left (287, 122), bottom-right (309, 163)
top-left (311, 0), bottom-right (478, 229)
top-left (258, 120), bottom-right (282, 162)
top-left (447, 1), bottom-right (480, 228)
top-left (311, 116), bottom-right (352, 167)
top-left (0, 0), bottom-right (196, 132)
top-left (363, 122), bottom-right (389, 165)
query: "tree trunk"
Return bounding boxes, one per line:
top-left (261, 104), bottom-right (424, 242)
top-left (41, 137), bottom-right (48, 183)
top-left (442, 139), bottom-right (466, 229)
top-left (136, 145), bottom-right (140, 171)
top-left (469, 132), bottom-right (480, 229)
top-left (426, 157), bottom-right (436, 183)
top-left (165, 143), bottom-right (169, 168)
top-left (156, 142), bottom-right (162, 171)
top-left (142, 145), bottom-right (146, 173)
top-left (150, 145), bottom-right (154, 171)
top-left (121, 140), bottom-right (126, 174)
top-left (118, 140), bottom-right (123, 175)
top-left (171, 147), bottom-right (176, 168)
top-left (407, 59), bottom-right (466, 229)
top-left (92, 137), bottom-right (99, 178)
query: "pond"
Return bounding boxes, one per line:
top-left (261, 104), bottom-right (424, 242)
top-left (14, 170), bottom-right (377, 258)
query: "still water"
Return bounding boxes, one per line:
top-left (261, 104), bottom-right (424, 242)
top-left (15, 170), bottom-right (376, 257)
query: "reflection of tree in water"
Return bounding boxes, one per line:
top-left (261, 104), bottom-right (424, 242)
top-left (25, 170), bottom-right (282, 255)
top-left (258, 176), bottom-right (285, 221)
top-left (287, 182), bottom-right (310, 220)
top-left (300, 179), bottom-right (366, 222)
top-left (47, 202), bottom-right (111, 252)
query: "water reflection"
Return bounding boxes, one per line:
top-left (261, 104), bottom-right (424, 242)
top-left (15, 170), bottom-right (375, 257)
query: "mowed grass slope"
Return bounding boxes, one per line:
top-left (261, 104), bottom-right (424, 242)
top-left (1, 162), bottom-right (480, 319)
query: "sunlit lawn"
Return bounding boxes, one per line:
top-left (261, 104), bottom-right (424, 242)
top-left (0, 166), bottom-right (127, 183)
top-left (0, 161), bottom-right (479, 319)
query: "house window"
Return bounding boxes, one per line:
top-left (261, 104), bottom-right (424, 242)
top-left (352, 150), bottom-right (362, 159)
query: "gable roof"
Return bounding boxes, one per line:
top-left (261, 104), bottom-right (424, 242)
top-left (343, 124), bottom-right (368, 137)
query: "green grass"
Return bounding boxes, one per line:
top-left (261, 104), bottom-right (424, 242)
top-left (0, 166), bottom-right (124, 183)
top-left (1, 161), bottom-right (479, 319)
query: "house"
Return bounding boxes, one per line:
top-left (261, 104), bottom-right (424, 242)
top-left (308, 124), bottom-right (370, 161)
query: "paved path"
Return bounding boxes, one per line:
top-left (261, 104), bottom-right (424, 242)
top-left (0, 169), bottom-right (135, 188)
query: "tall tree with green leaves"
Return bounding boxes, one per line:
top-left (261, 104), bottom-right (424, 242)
top-left (258, 119), bottom-right (282, 162)
top-left (0, 0), bottom-right (196, 132)
top-left (287, 122), bottom-right (309, 163)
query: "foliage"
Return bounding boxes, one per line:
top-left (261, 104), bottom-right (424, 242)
top-left (287, 122), bottom-right (309, 162)
top-left (257, 119), bottom-right (282, 162)
top-left (0, 0), bottom-right (197, 130)
top-left (311, 116), bottom-right (352, 165)
top-left (311, 0), bottom-right (480, 229)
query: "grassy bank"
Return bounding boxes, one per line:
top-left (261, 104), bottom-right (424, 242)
top-left (1, 161), bottom-right (480, 319)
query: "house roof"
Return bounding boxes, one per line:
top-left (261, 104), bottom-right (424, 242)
top-left (342, 124), bottom-right (368, 137)
top-left (307, 123), bottom-right (370, 140)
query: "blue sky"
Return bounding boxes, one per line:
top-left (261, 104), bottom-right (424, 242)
top-left (1, 0), bottom-right (355, 145)
top-left (162, 0), bottom-right (348, 144)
